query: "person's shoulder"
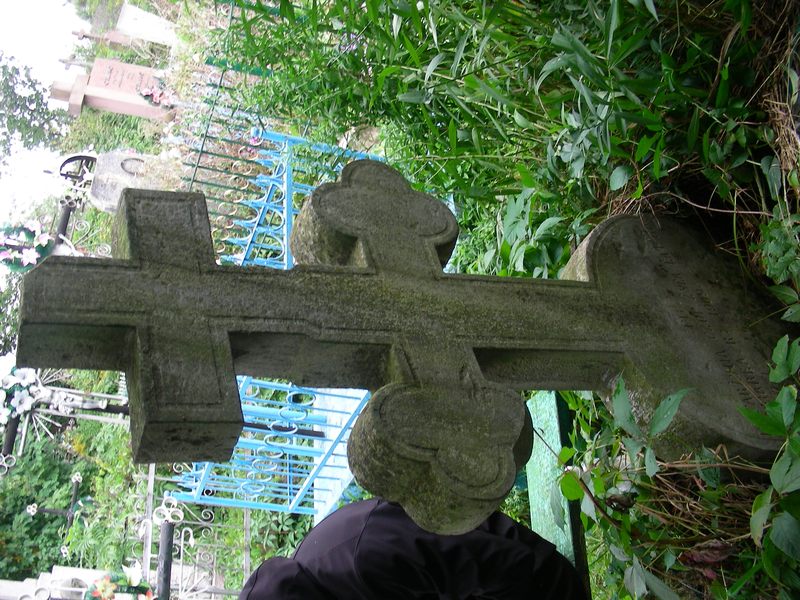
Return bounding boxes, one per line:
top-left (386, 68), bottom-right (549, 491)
top-left (317, 497), bottom-right (383, 532)
top-left (352, 497), bottom-right (433, 567)
top-left (291, 498), bottom-right (383, 563)
top-left (239, 557), bottom-right (333, 600)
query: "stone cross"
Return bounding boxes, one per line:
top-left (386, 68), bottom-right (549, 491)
top-left (17, 160), bottom-right (784, 533)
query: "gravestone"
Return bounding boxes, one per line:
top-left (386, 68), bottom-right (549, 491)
top-left (51, 58), bottom-right (174, 121)
top-left (116, 2), bottom-right (178, 48)
top-left (17, 161), bottom-right (785, 534)
top-left (88, 151), bottom-right (183, 213)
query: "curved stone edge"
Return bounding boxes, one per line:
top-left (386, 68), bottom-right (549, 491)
top-left (564, 215), bottom-right (785, 462)
top-left (347, 383), bottom-right (532, 535)
top-left (290, 160), bottom-right (459, 269)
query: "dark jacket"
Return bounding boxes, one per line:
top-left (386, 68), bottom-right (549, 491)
top-left (240, 498), bottom-right (588, 599)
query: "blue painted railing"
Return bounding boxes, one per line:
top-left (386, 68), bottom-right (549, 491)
top-left (218, 128), bottom-right (377, 269)
top-left (174, 124), bottom-right (381, 520)
top-left (169, 380), bottom-right (371, 517)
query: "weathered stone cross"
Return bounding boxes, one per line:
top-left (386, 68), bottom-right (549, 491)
top-left (18, 160), bottom-right (782, 533)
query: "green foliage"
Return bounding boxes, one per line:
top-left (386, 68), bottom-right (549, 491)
top-left (71, 206), bottom-right (116, 257)
top-left (0, 436), bottom-right (95, 579)
top-left (222, 0), bottom-right (792, 216)
top-left (62, 369), bottom-right (120, 395)
top-left (0, 53), bottom-right (69, 168)
top-left (551, 380), bottom-right (790, 599)
top-left (761, 207), bottom-right (800, 322)
top-left (737, 335), bottom-right (800, 594)
top-left (222, 0), bottom-right (567, 204)
top-left (250, 509), bottom-right (313, 560)
top-left (0, 273), bottom-right (22, 355)
top-left (456, 186), bottom-right (596, 278)
top-left (500, 485), bottom-right (531, 529)
top-left (60, 109), bottom-right (163, 155)
top-left (526, 0), bottom-right (798, 242)
top-left (63, 420), bottom-right (138, 569)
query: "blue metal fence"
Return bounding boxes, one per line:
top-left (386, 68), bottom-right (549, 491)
top-left (174, 114), bottom-right (381, 520)
top-left (219, 128), bottom-right (377, 269)
top-left (169, 380), bottom-right (370, 517)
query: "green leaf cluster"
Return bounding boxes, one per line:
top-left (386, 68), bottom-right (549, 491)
top-left (762, 210), bottom-right (800, 322)
top-left (222, 0), bottom-right (786, 212)
top-left (738, 335), bottom-right (800, 594)
top-left (0, 53), bottom-right (68, 168)
top-left (0, 437), bottom-right (95, 579)
top-left (550, 383), bottom-right (690, 599)
top-left (62, 421), bottom-right (139, 570)
top-left (471, 186), bottom-right (597, 278)
top-left (550, 377), bottom-right (797, 598)
top-left (221, 0), bottom-right (580, 206)
top-left (248, 509), bottom-right (313, 561)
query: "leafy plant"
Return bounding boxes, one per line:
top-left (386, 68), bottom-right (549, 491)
top-left (245, 507), bottom-right (312, 570)
top-left (220, 0), bottom-right (567, 204)
top-left (0, 52), bottom-right (68, 168)
top-left (762, 207), bottom-right (800, 322)
top-left (60, 369), bottom-right (120, 397)
top-left (737, 334), bottom-right (800, 596)
top-left (553, 383), bottom-right (690, 599)
top-left (547, 378), bottom-right (794, 599)
top-left (0, 436), bottom-right (95, 579)
top-left (475, 187), bottom-right (597, 278)
top-left (500, 484), bottom-right (531, 529)
top-left (63, 421), bottom-right (139, 569)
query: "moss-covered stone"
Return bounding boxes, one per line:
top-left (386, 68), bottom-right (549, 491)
top-left (17, 161), bottom-right (787, 535)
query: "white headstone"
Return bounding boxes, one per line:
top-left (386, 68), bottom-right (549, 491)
top-left (116, 3), bottom-right (177, 47)
top-left (88, 151), bottom-right (182, 213)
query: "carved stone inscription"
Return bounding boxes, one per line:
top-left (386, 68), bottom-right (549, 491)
top-left (88, 58), bottom-right (160, 95)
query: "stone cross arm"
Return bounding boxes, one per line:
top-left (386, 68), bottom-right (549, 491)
top-left (18, 193), bottom-right (244, 463)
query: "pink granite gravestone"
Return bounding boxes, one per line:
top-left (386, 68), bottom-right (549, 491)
top-left (51, 58), bottom-right (173, 121)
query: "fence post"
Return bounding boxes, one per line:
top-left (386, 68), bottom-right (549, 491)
top-left (157, 521), bottom-right (176, 600)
